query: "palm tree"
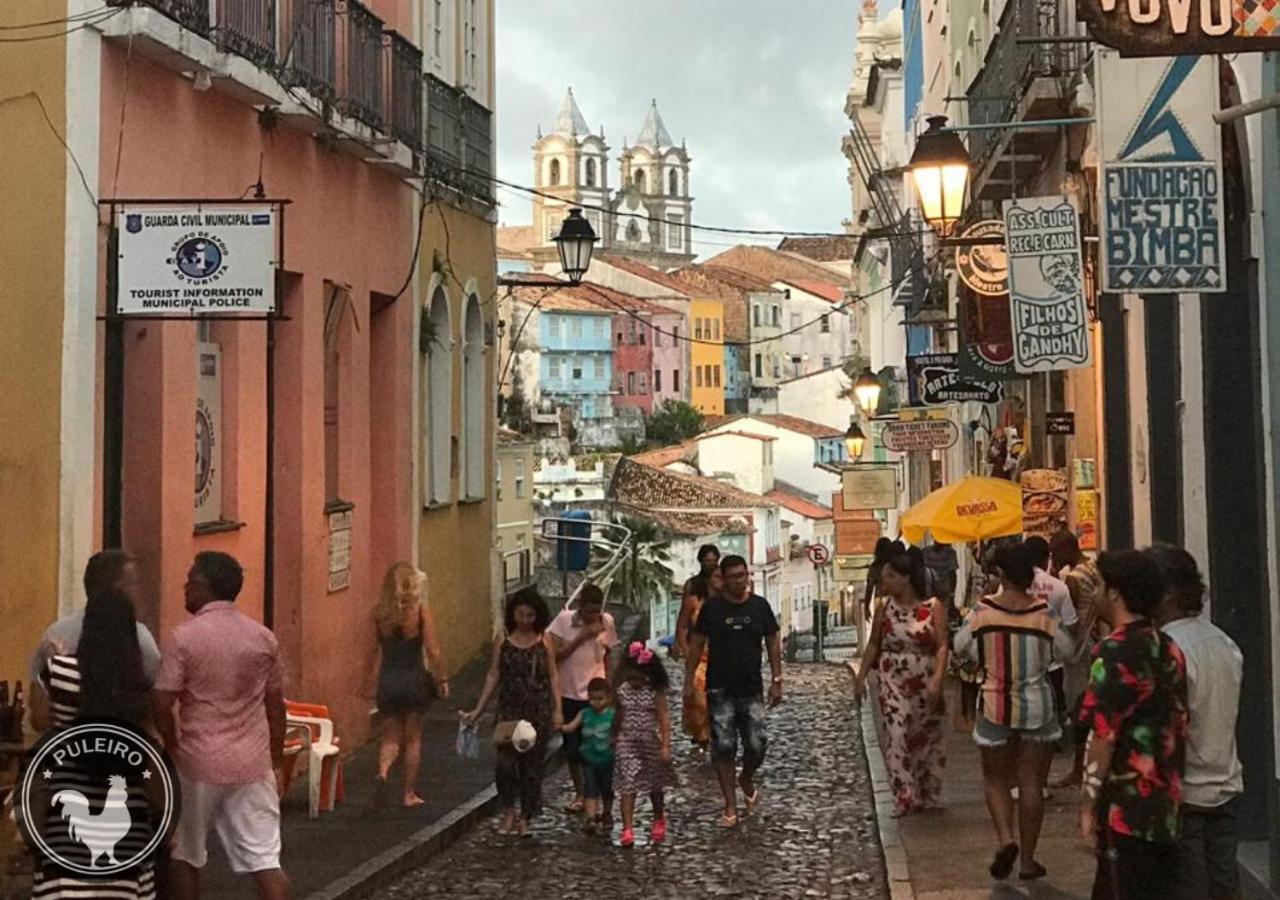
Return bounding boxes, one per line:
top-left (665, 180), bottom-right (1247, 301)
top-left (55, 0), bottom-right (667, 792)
top-left (593, 515), bottom-right (674, 613)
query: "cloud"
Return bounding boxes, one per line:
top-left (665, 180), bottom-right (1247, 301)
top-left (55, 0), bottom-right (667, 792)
top-left (495, 2), bottom-right (858, 252)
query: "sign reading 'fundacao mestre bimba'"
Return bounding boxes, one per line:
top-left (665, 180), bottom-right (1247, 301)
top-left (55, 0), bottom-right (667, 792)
top-left (1080, 0), bottom-right (1280, 56)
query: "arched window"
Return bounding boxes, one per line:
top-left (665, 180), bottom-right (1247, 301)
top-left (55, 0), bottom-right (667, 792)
top-left (668, 169), bottom-right (679, 196)
top-left (549, 158), bottom-right (561, 186)
top-left (462, 294), bottom-right (485, 499)
top-left (634, 169), bottom-right (646, 193)
top-left (424, 287), bottom-right (453, 505)
top-left (585, 158), bottom-right (596, 188)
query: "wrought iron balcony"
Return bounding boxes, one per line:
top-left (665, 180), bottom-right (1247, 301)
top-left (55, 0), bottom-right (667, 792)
top-left (337, 0), bottom-right (383, 130)
top-left (425, 74), bottom-right (462, 170)
top-left (109, 0), bottom-right (210, 34)
top-left (280, 0), bottom-right (337, 101)
top-left (214, 0), bottom-right (276, 68)
top-left (460, 94), bottom-right (493, 201)
top-left (965, 0), bottom-right (1088, 195)
top-left (383, 31), bottom-right (422, 150)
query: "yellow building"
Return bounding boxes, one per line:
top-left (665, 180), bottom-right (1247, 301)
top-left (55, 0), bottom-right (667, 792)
top-left (495, 430), bottom-right (537, 591)
top-left (689, 297), bottom-right (726, 415)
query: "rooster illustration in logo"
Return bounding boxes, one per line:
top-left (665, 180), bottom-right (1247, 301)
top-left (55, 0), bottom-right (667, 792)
top-left (52, 775), bottom-right (132, 869)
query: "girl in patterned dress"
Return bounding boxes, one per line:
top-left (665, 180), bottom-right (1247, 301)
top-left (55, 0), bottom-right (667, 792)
top-left (853, 551), bottom-right (950, 817)
top-left (612, 641), bottom-right (675, 848)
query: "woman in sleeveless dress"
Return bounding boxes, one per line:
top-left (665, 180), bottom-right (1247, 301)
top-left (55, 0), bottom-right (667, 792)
top-left (463, 588), bottom-right (562, 837)
top-left (853, 551), bottom-right (950, 816)
top-left (367, 563), bottom-right (448, 808)
top-left (675, 568), bottom-right (723, 752)
top-left (29, 587), bottom-right (159, 900)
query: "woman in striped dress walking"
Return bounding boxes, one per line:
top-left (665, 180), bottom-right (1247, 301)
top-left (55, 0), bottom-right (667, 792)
top-left (30, 586), bottom-right (159, 899)
top-left (955, 542), bottom-right (1075, 883)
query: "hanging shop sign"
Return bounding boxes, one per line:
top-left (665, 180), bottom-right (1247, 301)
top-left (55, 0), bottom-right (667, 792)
top-left (1079, 0), bottom-right (1280, 57)
top-left (1021, 469), bottom-right (1070, 539)
top-left (881, 419), bottom-right (960, 453)
top-left (841, 467), bottom-right (898, 510)
top-left (958, 285), bottom-right (1018, 380)
top-left (1098, 51), bottom-right (1226, 294)
top-left (116, 204), bottom-right (279, 315)
top-left (1075, 489), bottom-right (1100, 551)
top-left (954, 220), bottom-right (1008, 296)
top-left (1003, 196), bottom-right (1093, 374)
top-left (907, 353), bottom-right (1004, 406)
top-left (1046, 412), bottom-right (1076, 436)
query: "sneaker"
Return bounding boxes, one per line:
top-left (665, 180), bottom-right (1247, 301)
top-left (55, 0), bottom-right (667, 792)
top-left (650, 817), bottom-right (667, 844)
top-left (619, 828), bottom-right (635, 848)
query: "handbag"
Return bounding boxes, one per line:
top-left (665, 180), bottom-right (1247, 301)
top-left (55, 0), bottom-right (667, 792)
top-left (492, 720), bottom-right (520, 748)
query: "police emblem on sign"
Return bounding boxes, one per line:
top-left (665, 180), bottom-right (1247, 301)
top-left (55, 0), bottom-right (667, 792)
top-left (125, 214), bottom-right (143, 234)
top-left (167, 232), bottom-right (230, 284)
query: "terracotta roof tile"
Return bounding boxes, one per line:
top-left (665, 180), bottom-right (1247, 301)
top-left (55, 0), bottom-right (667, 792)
top-left (766, 488), bottom-right (833, 521)
top-left (576, 282), bottom-right (677, 317)
top-left (776, 236), bottom-right (857, 262)
top-left (610, 458), bottom-right (773, 510)
top-left (629, 441), bottom-right (697, 469)
top-left (497, 225), bottom-right (539, 258)
top-left (613, 504), bottom-right (755, 537)
top-left (703, 245), bottom-right (852, 287)
top-left (703, 413), bottom-right (844, 440)
top-left (781, 279), bottom-right (845, 304)
top-left (596, 255), bottom-right (690, 295)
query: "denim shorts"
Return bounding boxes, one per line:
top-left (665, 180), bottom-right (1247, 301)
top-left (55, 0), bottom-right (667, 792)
top-left (707, 690), bottom-right (768, 767)
top-left (973, 715), bottom-right (1062, 748)
top-left (581, 760), bottom-right (614, 800)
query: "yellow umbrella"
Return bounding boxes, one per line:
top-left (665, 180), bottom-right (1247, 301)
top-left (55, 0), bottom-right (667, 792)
top-left (900, 476), bottom-right (1023, 544)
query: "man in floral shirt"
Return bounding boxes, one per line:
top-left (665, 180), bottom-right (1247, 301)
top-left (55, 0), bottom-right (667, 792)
top-left (1078, 549), bottom-right (1188, 899)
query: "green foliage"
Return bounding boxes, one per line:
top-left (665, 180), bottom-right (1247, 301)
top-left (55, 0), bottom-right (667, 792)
top-left (645, 399), bottom-right (704, 446)
top-left (617, 433), bottom-right (645, 456)
top-left (593, 515), bottom-right (674, 611)
top-left (504, 366), bottom-right (531, 433)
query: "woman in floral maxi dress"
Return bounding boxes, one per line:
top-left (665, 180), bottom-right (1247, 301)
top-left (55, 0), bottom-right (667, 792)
top-left (854, 551), bottom-right (950, 815)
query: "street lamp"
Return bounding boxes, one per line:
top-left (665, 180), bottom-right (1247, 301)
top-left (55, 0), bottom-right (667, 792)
top-left (552, 207), bottom-right (598, 285)
top-left (853, 367), bottom-right (882, 417)
top-left (908, 115), bottom-right (971, 235)
top-left (845, 419), bottom-right (867, 460)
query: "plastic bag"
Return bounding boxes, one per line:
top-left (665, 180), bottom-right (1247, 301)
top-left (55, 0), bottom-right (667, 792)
top-left (455, 718), bottom-right (479, 759)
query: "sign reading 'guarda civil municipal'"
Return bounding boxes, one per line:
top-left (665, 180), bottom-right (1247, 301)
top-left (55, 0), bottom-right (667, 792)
top-left (1080, 0), bottom-right (1280, 56)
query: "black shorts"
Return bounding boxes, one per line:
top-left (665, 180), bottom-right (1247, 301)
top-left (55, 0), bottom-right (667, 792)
top-left (560, 697), bottom-right (591, 764)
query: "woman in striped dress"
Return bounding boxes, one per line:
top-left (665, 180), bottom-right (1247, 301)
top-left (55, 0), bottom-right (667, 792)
top-left (31, 586), bottom-right (158, 899)
top-left (955, 542), bottom-right (1075, 883)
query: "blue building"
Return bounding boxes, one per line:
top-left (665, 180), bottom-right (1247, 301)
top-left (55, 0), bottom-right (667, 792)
top-left (537, 298), bottom-right (614, 420)
top-left (901, 0), bottom-right (924, 133)
top-left (724, 344), bottom-right (750, 414)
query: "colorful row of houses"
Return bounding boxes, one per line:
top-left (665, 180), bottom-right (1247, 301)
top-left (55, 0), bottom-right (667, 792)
top-left (498, 244), bottom-right (862, 445)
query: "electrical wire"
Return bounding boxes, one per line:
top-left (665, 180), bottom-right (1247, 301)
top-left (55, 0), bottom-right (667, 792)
top-left (0, 6), bottom-right (120, 30)
top-left (0, 91), bottom-right (97, 207)
top-left (0, 7), bottom-right (122, 42)
top-left (109, 31), bottom-right (135, 199)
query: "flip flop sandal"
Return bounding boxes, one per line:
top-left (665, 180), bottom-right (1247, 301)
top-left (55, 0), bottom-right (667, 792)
top-left (742, 790), bottom-right (761, 816)
top-left (719, 812), bottom-right (739, 828)
top-left (564, 799), bottom-right (585, 813)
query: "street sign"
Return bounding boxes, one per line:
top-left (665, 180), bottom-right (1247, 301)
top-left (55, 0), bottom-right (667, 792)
top-left (842, 467), bottom-right (898, 510)
top-left (1098, 51), bottom-right (1226, 294)
top-left (907, 353), bottom-right (1004, 405)
top-left (115, 204), bottom-right (279, 315)
top-left (1046, 412), bottom-right (1076, 436)
top-left (806, 544), bottom-right (831, 566)
top-left (881, 419), bottom-right (960, 453)
top-left (1003, 196), bottom-right (1092, 374)
top-left (954, 220), bottom-right (1008, 296)
top-left (1079, 0), bottom-right (1280, 57)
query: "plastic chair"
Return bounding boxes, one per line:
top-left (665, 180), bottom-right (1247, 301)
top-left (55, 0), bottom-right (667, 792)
top-left (284, 700), bottom-right (343, 819)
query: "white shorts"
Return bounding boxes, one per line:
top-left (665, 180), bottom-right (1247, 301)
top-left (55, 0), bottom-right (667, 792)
top-left (172, 775), bottom-right (282, 874)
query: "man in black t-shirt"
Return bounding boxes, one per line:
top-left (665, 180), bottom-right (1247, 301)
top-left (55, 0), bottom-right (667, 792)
top-left (685, 554), bottom-right (782, 827)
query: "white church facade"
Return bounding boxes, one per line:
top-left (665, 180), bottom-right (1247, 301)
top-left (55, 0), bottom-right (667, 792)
top-left (529, 89), bottom-right (695, 271)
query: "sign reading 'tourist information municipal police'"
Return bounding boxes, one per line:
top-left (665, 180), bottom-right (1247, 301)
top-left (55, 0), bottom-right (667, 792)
top-left (116, 204), bottom-right (278, 315)
top-left (1098, 51), bottom-right (1226, 294)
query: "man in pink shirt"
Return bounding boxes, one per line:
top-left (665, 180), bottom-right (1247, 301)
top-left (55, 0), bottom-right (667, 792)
top-left (154, 551), bottom-right (290, 900)
top-left (547, 584), bottom-right (618, 814)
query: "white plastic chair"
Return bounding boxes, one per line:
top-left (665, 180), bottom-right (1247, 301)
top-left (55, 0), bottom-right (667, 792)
top-left (286, 712), bottom-right (341, 819)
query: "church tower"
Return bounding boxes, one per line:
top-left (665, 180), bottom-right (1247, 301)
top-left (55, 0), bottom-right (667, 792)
top-left (613, 100), bottom-right (694, 267)
top-left (531, 88), bottom-right (610, 265)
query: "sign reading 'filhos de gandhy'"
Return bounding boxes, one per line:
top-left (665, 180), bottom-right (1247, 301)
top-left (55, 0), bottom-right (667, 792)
top-left (1079, 0), bottom-right (1280, 56)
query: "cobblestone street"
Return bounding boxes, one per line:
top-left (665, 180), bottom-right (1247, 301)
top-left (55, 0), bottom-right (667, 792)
top-left (376, 665), bottom-right (888, 899)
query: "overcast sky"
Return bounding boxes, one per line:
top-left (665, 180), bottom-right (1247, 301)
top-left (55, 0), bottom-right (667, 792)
top-left (495, 3), bottom-right (872, 258)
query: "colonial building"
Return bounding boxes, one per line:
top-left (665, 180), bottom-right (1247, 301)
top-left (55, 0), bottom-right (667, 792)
top-left (526, 90), bottom-right (695, 271)
top-left (0, 0), bottom-right (498, 743)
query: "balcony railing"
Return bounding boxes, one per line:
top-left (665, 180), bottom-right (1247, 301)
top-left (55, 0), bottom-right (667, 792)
top-left (110, 0), bottom-right (210, 34)
top-left (460, 95), bottom-right (493, 200)
top-left (424, 75), bottom-right (493, 203)
top-left (425, 74), bottom-right (463, 169)
top-left (281, 0), bottom-right (337, 101)
top-left (384, 31), bottom-right (422, 150)
top-left (215, 0), bottom-right (276, 68)
top-left (966, 0), bottom-right (1087, 177)
top-left (336, 0), bottom-right (383, 129)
